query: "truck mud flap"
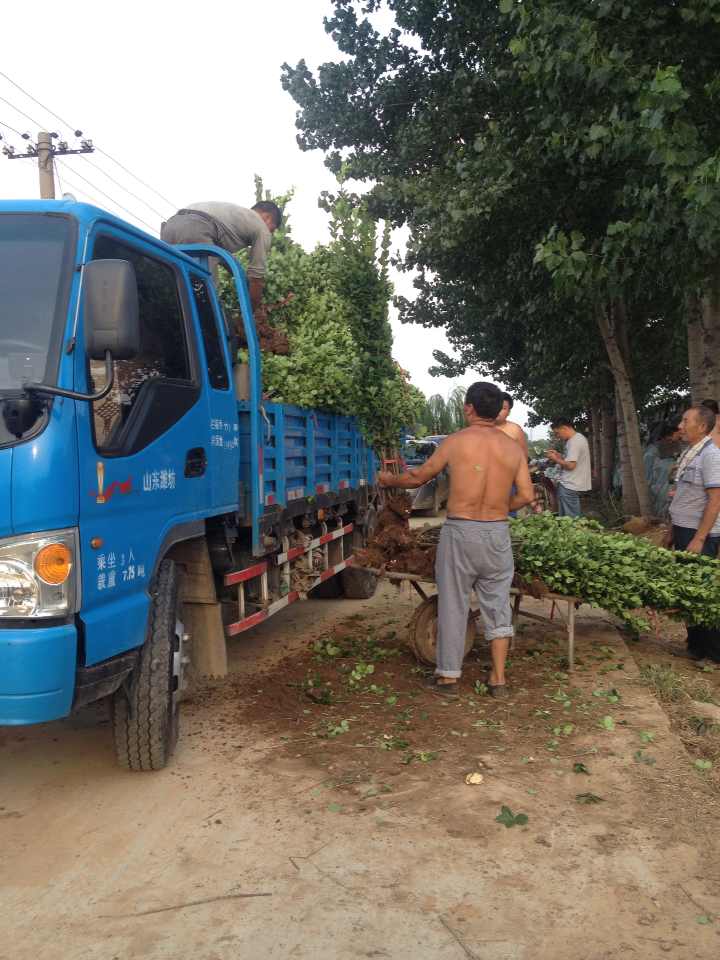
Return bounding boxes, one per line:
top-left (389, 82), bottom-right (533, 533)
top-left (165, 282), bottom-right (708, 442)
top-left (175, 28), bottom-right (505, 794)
top-left (72, 649), bottom-right (139, 712)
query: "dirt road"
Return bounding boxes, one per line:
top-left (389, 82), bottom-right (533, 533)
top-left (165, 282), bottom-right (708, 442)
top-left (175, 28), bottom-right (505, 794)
top-left (2, 580), bottom-right (720, 960)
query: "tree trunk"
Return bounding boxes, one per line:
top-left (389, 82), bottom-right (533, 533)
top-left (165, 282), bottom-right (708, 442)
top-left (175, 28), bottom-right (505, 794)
top-left (688, 280), bottom-right (720, 403)
top-left (589, 404), bottom-right (601, 491)
top-left (596, 301), bottom-right (652, 517)
top-left (614, 384), bottom-right (640, 515)
top-left (599, 398), bottom-right (616, 495)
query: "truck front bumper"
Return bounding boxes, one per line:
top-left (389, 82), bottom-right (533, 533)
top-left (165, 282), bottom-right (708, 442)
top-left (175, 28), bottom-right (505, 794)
top-left (0, 623), bottom-right (76, 724)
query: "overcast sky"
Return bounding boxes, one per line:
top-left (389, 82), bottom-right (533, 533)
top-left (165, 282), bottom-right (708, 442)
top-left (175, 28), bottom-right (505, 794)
top-left (1, 0), bottom-right (536, 433)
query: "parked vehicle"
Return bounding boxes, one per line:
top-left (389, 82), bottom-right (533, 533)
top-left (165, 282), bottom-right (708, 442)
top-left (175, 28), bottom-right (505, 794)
top-left (0, 200), bottom-right (378, 769)
top-left (402, 437), bottom-right (449, 516)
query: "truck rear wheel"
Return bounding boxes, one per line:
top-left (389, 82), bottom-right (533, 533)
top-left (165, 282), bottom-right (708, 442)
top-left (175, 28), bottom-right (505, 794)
top-left (111, 559), bottom-right (185, 771)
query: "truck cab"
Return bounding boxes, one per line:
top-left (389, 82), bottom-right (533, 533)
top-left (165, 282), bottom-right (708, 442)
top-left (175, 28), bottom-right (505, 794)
top-left (0, 201), bottom-right (377, 769)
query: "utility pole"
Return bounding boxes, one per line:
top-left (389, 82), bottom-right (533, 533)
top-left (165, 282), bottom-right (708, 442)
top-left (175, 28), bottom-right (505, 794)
top-left (2, 129), bottom-right (94, 197)
top-left (37, 131), bottom-right (55, 198)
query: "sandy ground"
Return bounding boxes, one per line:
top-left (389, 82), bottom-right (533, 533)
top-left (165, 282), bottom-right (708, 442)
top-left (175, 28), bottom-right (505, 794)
top-left (2, 568), bottom-right (720, 960)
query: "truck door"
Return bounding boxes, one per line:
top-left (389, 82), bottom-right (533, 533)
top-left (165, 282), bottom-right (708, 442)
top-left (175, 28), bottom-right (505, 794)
top-left (76, 230), bottom-right (209, 667)
top-left (187, 273), bottom-right (239, 512)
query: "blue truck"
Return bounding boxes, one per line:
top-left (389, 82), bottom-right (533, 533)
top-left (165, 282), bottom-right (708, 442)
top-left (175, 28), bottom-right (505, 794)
top-left (0, 200), bottom-right (379, 769)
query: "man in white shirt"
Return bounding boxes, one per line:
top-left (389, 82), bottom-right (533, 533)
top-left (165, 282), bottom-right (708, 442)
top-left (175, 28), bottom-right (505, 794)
top-left (546, 418), bottom-right (592, 518)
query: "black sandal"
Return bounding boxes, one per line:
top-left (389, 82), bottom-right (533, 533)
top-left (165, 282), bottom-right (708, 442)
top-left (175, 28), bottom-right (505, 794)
top-left (423, 677), bottom-right (460, 699)
top-left (486, 672), bottom-right (509, 699)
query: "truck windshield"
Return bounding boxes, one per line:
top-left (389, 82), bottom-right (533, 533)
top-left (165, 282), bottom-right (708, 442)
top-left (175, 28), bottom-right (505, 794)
top-left (0, 214), bottom-right (73, 390)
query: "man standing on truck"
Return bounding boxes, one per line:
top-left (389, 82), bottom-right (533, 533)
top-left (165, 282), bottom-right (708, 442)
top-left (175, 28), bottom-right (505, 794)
top-left (161, 201), bottom-right (282, 311)
top-left (377, 382), bottom-right (534, 698)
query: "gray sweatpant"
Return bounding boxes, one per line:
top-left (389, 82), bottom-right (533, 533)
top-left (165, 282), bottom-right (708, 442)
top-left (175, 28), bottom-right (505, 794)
top-left (161, 213), bottom-right (222, 282)
top-left (435, 518), bottom-right (514, 678)
top-left (161, 212), bottom-right (220, 246)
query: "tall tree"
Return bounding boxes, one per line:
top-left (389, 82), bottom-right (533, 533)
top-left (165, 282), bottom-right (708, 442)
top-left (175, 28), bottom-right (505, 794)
top-left (282, 0), bottom-right (708, 515)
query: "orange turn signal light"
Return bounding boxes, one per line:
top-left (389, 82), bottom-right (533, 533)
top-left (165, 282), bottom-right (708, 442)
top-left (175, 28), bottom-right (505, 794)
top-left (34, 543), bottom-right (73, 585)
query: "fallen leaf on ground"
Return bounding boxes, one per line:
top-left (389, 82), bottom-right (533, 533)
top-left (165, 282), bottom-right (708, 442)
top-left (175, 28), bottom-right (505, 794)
top-left (576, 793), bottom-right (604, 805)
top-left (495, 805), bottom-right (529, 828)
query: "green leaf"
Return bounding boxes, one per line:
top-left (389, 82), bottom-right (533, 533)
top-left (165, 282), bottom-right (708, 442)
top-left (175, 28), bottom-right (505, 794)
top-left (639, 731), bottom-right (655, 743)
top-left (696, 915), bottom-right (713, 925)
top-left (695, 759), bottom-right (713, 771)
top-left (499, 0), bottom-right (513, 13)
top-left (600, 716), bottom-right (615, 731)
top-left (495, 805), bottom-right (529, 828)
top-left (327, 802), bottom-right (343, 813)
top-left (573, 762), bottom-right (590, 775)
top-left (588, 123), bottom-right (609, 141)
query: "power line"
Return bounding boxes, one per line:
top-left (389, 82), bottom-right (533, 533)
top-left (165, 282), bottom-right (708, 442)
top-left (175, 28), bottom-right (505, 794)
top-left (53, 158), bottom-right (64, 194)
top-left (0, 117), bottom-right (25, 139)
top-left (0, 70), bottom-right (178, 210)
top-left (53, 165), bottom-right (101, 205)
top-left (77, 154), bottom-right (168, 219)
top-left (95, 146), bottom-right (177, 209)
top-left (54, 165), bottom-right (102, 206)
top-left (0, 93), bottom-right (42, 131)
top-left (0, 69), bottom-right (78, 134)
top-left (54, 158), bottom-right (158, 232)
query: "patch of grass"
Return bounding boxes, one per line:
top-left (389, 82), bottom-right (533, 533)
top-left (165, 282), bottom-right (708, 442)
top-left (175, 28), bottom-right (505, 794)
top-left (639, 663), bottom-right (719, 707)
top-left (639, 663), bottom-right (686, 702)
top-left (684, 677), bottom-right (717, 704)
top-left (688, 716), bottom-right (720, 736)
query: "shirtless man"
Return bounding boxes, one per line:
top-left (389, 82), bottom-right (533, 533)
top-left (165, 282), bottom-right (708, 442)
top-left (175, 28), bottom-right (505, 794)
top-left (496, 392), bottom-right (529, 457)
top-left (377, 382), bottom-right (534, 698)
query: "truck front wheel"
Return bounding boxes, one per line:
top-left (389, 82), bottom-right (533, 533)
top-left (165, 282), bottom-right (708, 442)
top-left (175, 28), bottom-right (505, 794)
top-left (111, 559), bottom-right (185, 771)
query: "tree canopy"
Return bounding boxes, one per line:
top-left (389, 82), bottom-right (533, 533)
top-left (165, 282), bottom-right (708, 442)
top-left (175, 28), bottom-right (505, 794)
top-left (282, 0), bottom-right (720, 514)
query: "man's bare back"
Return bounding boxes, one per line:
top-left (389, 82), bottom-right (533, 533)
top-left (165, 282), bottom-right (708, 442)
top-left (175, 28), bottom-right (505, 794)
top-left (378, 424), bottom-right (533, 521)
top-left (443, 425), bottom-right (531, 520)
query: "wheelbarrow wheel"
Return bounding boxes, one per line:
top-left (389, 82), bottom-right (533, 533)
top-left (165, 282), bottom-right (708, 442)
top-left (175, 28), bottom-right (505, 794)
top-left (406, 595), bottom-right (476, 667)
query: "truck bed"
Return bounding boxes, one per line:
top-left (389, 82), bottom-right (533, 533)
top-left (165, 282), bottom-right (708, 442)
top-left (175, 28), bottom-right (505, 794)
top-left (238, 400), bottom-right (376, 522)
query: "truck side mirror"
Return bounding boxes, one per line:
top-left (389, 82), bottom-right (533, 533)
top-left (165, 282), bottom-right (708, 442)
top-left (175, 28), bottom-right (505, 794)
top-left (84, 259), bottom-right (140, 360)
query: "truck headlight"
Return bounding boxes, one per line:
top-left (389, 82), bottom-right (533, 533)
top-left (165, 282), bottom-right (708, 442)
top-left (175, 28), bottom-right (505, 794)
top-left (0, 529), bottom-right (79, 619)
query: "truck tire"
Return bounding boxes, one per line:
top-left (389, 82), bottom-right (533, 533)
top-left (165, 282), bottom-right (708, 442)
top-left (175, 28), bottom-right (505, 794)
top-left (341, 566), bottom-right (378, 599)
top-left (111, 559), bottom-right (185, 771)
